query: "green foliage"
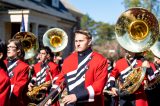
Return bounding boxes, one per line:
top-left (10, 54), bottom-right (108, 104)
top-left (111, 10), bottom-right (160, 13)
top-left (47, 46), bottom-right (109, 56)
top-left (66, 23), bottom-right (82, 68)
top-left (80, 14), bottom-right (115, 45)
top-left (123, 0), bottom-right (160, 19)
top-left (80, 14), bottom-right (96, 30)
top-left (123, 0), bottom-right (141, 8)
top-left (96, 22), bottom-right (115, 41)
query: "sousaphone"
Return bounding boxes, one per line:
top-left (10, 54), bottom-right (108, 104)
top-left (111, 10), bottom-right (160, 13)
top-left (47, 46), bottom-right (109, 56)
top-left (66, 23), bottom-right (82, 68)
top-left (150, 38), bottom-right (160, 59)
top-left (43, 28), bottom-right (68, 52)
top-left (115, 7), bottom-right (159, 53)
top-left (13, 32), bottom-right (39, 60)
top-left (115, 7), bottom-right (159, 95)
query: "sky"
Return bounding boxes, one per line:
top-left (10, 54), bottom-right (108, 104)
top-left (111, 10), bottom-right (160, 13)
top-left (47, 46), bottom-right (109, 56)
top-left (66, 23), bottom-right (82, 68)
top-left (68, 0), bottom-right (125, 24)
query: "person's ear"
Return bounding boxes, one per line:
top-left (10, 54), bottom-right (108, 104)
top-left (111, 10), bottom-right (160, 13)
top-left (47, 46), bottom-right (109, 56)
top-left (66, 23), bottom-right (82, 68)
top-left (88, 40), bottom-right (92, 46)
top-left (47, 54), bottom-right (50, 59)
top-left (0, 53), bottom-right (3, 59)
top-left (17, 49), bottom-right (20, 53)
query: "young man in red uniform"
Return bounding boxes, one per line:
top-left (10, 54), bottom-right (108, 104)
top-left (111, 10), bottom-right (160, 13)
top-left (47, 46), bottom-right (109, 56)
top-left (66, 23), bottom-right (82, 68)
top-left (47, 30), bottom-right (108, 106)
top-left (145, 55), bottom-right (160, 106)
top-left (107, 52), bottom-right (155, 106)
top-left (28, 46), bottom-right (60, 106)
top-left (4, 39), bottom-right (30, 106)
top-left (0, 39), bottom-right (10, 106)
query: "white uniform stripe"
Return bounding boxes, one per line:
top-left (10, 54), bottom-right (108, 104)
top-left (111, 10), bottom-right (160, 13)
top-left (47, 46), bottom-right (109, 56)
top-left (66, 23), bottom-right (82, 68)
top-left (148, 74), bottom-right (155, 81)
top-left (37, 78), bottom-right (45, 85)
top-left (108, 66), bottom-right (112, 70)
top-left (87, 85), bottom-right (95, 102)
top-left (68, 75), bottom-right (85, 91)
top-left (9, 85), bottom-right (14, 98)
top-left (107, 83), bottom-right (111, 87)
top-left (52, 84), bottom-right (62, 93)
top-left (67, 52), bottom-right (92, 76)
top-left (41, 78), bottom-right (45, 83)
top-left (107, 76), bottom-right (115, 82)
top-left (36, 66), bottom-right (47, 76)
top-left (7, 60), bottom-right (18, 71)
top-left (154, 70), bottom-right (160, 75)
top-left (32, 77), bottom-right (36, 81)
top-left (120, 59), bottom-right (137, 75)
top-left (122, 71), bottom-right (132, 79)
top-left (36, 71), bottom-right (46, 81)
top-left (68, 66), bottom-right (86, 82)
top-left (52, 76), bottom-right (58, 83)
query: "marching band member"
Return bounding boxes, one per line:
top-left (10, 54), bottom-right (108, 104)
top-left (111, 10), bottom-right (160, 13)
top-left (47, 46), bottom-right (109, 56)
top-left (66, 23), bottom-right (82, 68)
top-left (4, 39), bottom-right (29, 106)
top-left (107, 52), bottom-right (155, 106)
top-left (104, 59), bottom-right (119, 106)
top-left (47, 29), bottom-right (108, 106)
top-left (0, 39), bottom-right (10, 106)
top-left (53, 52), bottom-right (63, 71)
top-left (145, 55), bottom-right (160, 106)
top-left (28, 46), bottom-right (60, 106)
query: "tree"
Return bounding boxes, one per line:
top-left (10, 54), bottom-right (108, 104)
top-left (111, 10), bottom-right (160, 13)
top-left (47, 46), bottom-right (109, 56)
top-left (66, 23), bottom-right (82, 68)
top-left (123, 0), bottom-right (141, 8)
top-left (80, 14), bottom-right (96, 31)
top-left (80, 14), bottom-right (124, 59)
top-left (123, 0), bottom-right (160, 19)
top-left (80, 14), bottom-right (115, 44)
top-left (96, 22), bottom-right (115, 40)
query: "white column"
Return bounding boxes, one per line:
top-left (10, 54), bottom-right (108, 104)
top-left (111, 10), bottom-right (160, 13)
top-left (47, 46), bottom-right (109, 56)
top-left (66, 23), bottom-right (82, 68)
top-left (24, 14), bottom-right (29, 31)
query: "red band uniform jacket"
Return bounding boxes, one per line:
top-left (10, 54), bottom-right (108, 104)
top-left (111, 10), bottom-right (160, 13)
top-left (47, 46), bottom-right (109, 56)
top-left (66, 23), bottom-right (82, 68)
top-left (33, 61), bottom-right (60, 84)
top-left (0, 68), bottom-right (10, 106)
top-left (4, 59), bottom-right (29, 106)
top-left (52, 51), bottom-right (108, 106)
top-left (145, 62), bottom-right (160, 106)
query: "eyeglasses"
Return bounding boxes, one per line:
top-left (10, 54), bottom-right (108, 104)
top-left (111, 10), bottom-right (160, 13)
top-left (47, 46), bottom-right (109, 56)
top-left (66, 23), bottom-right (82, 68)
top-left (7, 46), bottom-right (17, 49)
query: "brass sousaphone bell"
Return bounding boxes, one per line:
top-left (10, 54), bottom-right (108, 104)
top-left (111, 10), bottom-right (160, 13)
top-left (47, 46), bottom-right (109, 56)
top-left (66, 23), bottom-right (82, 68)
top-left (115, 7), bottom-right (159, 53)
top-left (13, 32), bottom-right (39, 60)
top-left (43, 28), bottom-right (68, 53)
top-left (115, 7), bottom-right (159, 96)
top-left (150, 39), bottom-right (160, 59)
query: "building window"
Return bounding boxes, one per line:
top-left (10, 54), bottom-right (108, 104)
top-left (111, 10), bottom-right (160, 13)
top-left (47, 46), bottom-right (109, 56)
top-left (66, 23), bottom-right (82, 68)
top-left (52, 0), bottom-right (59, 8)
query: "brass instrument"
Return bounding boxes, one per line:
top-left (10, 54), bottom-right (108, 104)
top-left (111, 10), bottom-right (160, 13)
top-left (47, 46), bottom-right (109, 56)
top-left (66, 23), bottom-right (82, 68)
top-left (115, 7), bottom-right (159, 95)
top-left (115, 7), bottom-right (159, 53)
top-left (43, 28), bottom-right (68, 53)
top-left (145, 73), bottom-right (160, 90)
top-left (119, 67), bottom-right (146, 95)
top-left (27, 81), bottom-right (51, 102)
top-left (37, 81), bottom-right (64, 106)
top-left (13, 32), bottom-right (39, 60)
top-left (150, 40), bottom-right (160, 59)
